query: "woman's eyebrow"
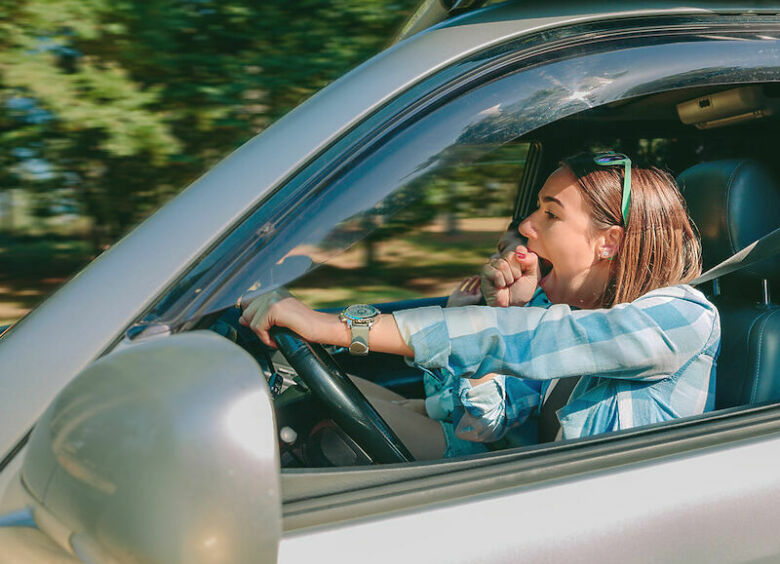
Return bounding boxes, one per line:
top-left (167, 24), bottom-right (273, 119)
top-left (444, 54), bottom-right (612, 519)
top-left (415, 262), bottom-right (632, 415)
top-left (541, 195), bottom-right (564, 208)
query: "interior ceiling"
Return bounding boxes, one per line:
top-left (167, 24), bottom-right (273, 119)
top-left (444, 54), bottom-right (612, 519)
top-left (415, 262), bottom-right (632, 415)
top-left (603, 85), bottom-right (748, 119)
top-left (540, 83), bottom-right (779, 137)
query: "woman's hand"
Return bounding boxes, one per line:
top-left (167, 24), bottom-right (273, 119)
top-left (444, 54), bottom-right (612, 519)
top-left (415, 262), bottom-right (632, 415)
top-left (239, 289), bottom-right (334, 348)
top-left (446, 275), bottom-right (482, 307)
top-left (480, 246), bottom-right (540, 307)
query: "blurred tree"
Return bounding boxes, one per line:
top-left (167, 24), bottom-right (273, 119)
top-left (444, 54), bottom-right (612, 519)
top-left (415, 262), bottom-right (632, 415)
top-left (351, 142), bottom-right (524, 269)
top-left (0, 0), bottom-right (417, 248)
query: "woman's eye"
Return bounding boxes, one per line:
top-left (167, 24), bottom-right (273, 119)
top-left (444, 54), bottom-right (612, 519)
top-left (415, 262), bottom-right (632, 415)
top-left (545, 210), bottom-right (558, 220)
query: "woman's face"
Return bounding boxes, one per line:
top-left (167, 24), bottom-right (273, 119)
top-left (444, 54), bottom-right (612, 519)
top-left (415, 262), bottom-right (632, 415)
top-left (519, 166), bottom-right (613, 308)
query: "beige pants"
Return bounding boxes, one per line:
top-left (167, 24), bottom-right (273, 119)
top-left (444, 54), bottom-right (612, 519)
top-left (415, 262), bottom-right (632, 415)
top-left (350, 376), bottom-right (446, 460)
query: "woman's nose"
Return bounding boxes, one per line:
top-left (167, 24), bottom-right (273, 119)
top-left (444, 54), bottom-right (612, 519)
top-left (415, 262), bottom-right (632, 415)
top-left (518, 215), bottom-right (536, 239)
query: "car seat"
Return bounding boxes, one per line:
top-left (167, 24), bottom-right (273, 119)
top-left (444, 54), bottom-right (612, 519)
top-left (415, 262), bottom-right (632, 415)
top-left (678, 159), bottom-right (780, 409)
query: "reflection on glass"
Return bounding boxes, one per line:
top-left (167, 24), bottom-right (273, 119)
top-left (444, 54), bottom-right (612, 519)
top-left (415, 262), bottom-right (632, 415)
top-left (285, 144), bottom-right (528, 308)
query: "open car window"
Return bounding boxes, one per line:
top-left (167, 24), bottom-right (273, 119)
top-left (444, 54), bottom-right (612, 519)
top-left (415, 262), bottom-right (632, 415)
top-left (142, 25), bottom-right (780, 330)
top-left (285, 143), bottom-right (528, 308)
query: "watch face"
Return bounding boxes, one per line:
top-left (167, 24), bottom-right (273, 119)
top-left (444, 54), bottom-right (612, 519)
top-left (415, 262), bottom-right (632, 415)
top-left (343, 304), bottom-right (380, 321)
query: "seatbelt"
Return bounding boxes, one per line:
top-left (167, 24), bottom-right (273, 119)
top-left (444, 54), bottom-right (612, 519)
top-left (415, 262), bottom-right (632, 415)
top-left (691, 226), bottom-right (780, 286)
top-left (537, 376), bottom-right (581, 443)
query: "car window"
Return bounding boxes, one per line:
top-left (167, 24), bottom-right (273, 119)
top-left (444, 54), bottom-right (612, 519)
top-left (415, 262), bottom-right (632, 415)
top-left (287, 143), bottom-right (528, 308)
top-left (147, 27), bottom-right (779, 327)
top-left (188, 18), bottom-right (780, 546)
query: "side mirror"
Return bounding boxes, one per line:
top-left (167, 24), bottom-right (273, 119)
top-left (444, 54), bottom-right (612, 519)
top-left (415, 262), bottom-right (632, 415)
top-left (21, 331), bottom-right (280, 563)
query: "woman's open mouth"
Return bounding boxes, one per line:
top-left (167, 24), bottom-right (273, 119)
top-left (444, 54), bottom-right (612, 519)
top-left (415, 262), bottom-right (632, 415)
top-left (539, 256), bottom-right (554, 283)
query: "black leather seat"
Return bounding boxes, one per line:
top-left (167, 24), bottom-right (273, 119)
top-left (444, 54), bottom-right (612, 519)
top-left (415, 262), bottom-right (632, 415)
top-left (678, 159), bottom-right (780, 410)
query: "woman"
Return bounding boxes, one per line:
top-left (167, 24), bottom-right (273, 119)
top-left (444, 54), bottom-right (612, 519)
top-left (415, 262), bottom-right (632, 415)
top-left (241, 152), bottom-right (720, 460)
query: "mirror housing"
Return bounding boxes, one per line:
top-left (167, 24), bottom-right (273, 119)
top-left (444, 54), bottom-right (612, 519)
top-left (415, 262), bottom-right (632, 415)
top-left (22, 331), bottom-right (280, 563)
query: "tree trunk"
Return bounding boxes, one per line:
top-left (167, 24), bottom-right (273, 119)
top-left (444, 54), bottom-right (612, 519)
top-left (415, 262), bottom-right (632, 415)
top-left (363, 238), bottom-right (376, 269)
top-left (444, 211), bottom-right (459, 235)
top-left (0, 190), bottom-right (13, 233)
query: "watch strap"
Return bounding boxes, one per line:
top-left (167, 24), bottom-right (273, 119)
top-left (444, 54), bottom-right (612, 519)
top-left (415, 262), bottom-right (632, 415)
top-left (349, 323), bottom-right (370, 355)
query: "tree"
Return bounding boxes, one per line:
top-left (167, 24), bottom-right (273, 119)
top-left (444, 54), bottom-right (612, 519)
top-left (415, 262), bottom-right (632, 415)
top-left (0, 0), bottom-right (417, 248)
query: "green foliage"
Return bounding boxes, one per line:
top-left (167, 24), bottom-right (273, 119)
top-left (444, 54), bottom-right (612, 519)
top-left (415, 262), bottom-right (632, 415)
top-left (0, 0), bottom-right (418, 246)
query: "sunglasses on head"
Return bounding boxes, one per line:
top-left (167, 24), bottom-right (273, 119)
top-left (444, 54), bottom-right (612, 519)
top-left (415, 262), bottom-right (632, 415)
top-left (593, 152), bottom-right (631, 227)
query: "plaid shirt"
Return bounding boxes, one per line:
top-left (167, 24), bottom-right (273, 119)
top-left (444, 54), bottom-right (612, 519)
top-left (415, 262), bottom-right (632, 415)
top-left (393, 285), bottom-right (720, 446)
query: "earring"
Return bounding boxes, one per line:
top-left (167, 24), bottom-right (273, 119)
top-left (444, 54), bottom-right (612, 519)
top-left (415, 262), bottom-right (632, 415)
top-left (599, 249), bottom-right (612, 260)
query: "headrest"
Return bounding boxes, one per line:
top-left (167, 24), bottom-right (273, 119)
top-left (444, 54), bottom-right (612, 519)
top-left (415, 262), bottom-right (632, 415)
top-left (677, 159), bottom-right (780, 281)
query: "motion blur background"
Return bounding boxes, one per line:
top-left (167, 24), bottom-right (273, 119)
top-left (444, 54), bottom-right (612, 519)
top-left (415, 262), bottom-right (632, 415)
top-left (0, 0), bottom-right (430, 324)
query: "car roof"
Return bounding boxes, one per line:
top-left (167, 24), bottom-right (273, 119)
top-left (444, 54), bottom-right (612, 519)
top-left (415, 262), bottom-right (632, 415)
top-left (395, 0), bottom-right (778, 42)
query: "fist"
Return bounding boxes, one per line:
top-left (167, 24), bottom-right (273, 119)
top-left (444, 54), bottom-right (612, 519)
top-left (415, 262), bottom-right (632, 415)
top-left (480, 246), bottom-right (540, 307)
top-left (239, 288), bottom-right (296, 347)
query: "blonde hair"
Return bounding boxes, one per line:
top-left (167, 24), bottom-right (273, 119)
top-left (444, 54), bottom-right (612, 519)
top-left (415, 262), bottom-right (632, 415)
top-left (561, 153), bottom-right (702, 306)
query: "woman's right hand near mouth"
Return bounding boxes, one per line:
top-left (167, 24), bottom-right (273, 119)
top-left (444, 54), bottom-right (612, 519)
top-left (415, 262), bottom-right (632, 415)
top-left (480, 246), bottom-right (541, 307)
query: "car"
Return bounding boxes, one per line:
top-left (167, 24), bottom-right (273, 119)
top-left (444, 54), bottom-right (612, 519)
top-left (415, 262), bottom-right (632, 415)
top-left (2, 1), bottom-right (780, 562)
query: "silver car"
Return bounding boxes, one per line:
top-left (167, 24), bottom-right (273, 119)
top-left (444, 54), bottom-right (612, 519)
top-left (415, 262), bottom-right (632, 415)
top-left (2, 1), bottom-right (780, 562)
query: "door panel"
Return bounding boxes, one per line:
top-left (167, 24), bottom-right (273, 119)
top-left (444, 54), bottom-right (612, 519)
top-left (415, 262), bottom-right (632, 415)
top-left (279, 433), bottom-right (780, 563)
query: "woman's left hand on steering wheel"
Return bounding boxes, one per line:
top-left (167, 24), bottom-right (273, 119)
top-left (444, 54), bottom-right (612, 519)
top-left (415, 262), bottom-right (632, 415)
top-left (239, 288), bottom-right (325, 348)
top-left (239, 288), bottom-right (414, 463)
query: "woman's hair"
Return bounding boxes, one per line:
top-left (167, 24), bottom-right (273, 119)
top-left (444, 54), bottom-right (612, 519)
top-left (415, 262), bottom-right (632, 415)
top-left (561, 152), bottom-right (702, 307)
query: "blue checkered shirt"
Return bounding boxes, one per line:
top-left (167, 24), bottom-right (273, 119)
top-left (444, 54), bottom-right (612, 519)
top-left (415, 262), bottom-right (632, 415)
top-left (393, 285), bottom-right (720, 444)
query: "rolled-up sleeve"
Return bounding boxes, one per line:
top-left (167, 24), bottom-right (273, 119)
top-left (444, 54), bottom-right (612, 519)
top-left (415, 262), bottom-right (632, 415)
top-left (453, 375), bottom-right (542, 442)
top-left (393, 306), bottom-right (451, 368)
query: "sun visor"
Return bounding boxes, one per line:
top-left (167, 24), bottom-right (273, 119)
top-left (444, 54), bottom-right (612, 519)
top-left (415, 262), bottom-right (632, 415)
top-left (677, 86), bottom-right (778, 130)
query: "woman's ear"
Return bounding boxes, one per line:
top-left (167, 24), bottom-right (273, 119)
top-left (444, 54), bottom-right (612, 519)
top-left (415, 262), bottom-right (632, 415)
top-left (598, 225), bottom-right (624, 260)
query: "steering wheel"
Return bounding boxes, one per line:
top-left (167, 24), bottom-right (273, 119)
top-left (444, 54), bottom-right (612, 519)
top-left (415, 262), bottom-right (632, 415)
top-left (269, 327), bottom-right (414, 464)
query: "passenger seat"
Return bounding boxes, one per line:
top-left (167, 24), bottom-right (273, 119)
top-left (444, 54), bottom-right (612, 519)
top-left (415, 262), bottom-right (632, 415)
top-left (678, 159), bottom-right (780, 410)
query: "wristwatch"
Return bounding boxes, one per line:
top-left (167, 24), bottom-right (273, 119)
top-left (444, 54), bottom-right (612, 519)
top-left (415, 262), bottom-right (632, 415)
top-left (339, 304), bottom-right (380, 356)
